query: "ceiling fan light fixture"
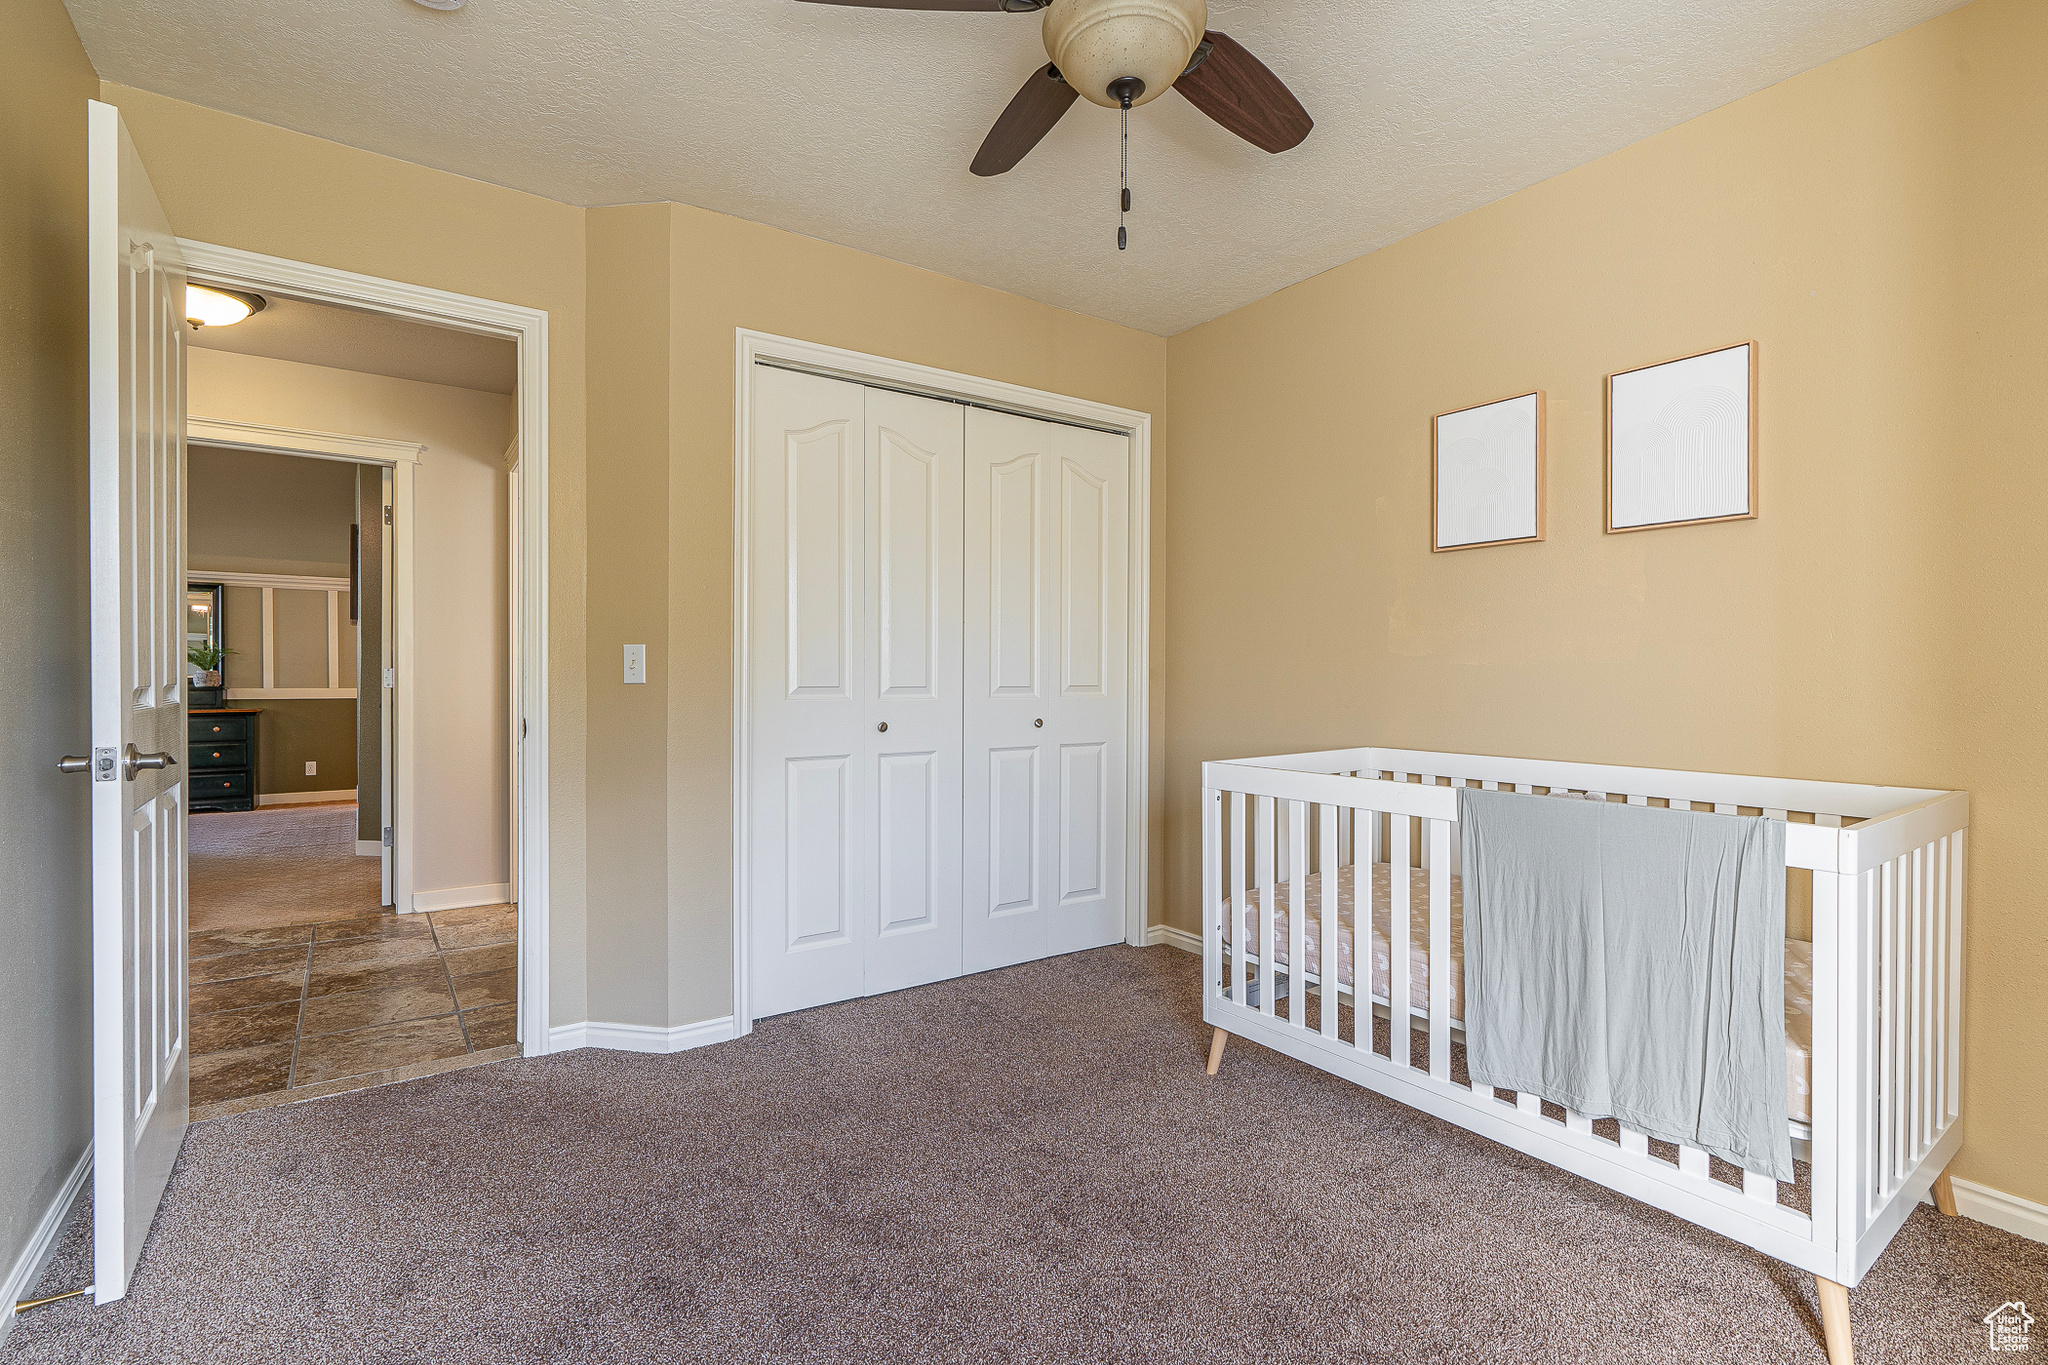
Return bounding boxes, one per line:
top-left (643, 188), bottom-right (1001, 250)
top-left (1041, 0), bottom-right (1204, 109)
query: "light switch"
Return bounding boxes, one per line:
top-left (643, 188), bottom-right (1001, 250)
top-left (305, 761), bottom-right (318, 776)
top-left (624, 643), bottom-right (647, 685)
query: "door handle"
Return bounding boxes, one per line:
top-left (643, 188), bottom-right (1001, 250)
top-left (123, 744), bottom-right (180, 780)
top-left (877, 722), bottom-right (888, 733)
top-left (59, 749), bottom-right (119, 781)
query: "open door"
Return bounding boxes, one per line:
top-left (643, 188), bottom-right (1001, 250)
top-left (85, 98), bottom-right (190, 1302)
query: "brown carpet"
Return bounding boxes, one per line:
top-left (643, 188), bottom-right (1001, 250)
top-left (189, 803), bottom-right (384, 932)
top-left (9, 946), bottom-right (2042, 1364)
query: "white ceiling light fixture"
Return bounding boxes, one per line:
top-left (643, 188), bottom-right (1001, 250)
top-left (184, 285), bottom-right (267, 329)
top-left (409, 0), bottom-right (466, 9)
top-left (1041, 0), bottom-right (1204, 110)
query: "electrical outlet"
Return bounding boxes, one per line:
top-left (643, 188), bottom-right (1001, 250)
top-left (624, 643), bottom-right (647, 685)
top-left (305, 761), bottom-right (318, 776)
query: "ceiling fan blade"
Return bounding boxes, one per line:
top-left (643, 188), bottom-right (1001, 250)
top-left (1173, 31), bottom-right (1313, 154)
top-left (970, 64), bottom-right (1080, 177)
top-left (796, 0), bottom-right (1041, 10)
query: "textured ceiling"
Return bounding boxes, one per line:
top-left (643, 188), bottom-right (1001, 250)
top-left (67, 0), bottom-right (1966, 336)
top-left (186, 293), bottom-right (518, 393)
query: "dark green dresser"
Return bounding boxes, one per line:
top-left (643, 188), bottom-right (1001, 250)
top-left (189, 709), bottom-right (260, 813)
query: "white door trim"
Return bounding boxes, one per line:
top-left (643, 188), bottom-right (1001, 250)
top-left (178, 238), bottom-right (551, 1059)
top-left (731, 329), bottom-right (1153, 1037)
top-left (186, 415), bottom-right (424, 466)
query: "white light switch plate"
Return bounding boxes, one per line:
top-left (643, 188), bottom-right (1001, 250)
top-left (624, 643), bottom-right (647, 685)
top-left (305, 761), bottom-right (318, 776)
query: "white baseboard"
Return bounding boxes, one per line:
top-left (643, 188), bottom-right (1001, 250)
top-left (1925, 1177), bottom-right (2048, 1246)
top-left (354, 840), bottom-right (383, 857)
top-left (1145, 923), bottom-right (1202, 955)
top-left (548, 1015), bottom-right (736, 1056)
top-left (411, 882), bottom-right (511, 913)
top-left (0, 1146), bottom-right (92, 1348)
top-left (256, 789), bottom-right (358, 808)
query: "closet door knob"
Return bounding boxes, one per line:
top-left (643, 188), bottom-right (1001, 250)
top-left (877, 722), bottom-right (888, 733)
top-left (1034, 718), bottom-right (1043, 728)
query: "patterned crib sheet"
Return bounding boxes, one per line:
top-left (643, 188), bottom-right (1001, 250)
top-left (1233, 864), bottom-right (1817, 1126)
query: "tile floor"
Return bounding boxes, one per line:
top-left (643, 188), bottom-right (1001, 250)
top-left (188, 902), bottom-right (519, 1114)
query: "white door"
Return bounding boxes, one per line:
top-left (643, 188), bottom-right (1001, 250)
top-left (85, 98), bottom-right (190, 1303)
top-left (861, 388), bottom-right (965, 997)
top-left (748, 369), bottom-right (966, 1016)
top-left (962, 409), bottom-right (1128, 974)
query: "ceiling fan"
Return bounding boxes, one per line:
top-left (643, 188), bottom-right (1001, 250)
top-left (797, 0), bottom-right (1312, 245)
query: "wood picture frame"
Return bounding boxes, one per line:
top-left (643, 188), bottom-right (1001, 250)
top-left (1431, 389), bottom-right (1546, 552)
top-left (1605, 341), bottom-right (1758, 534)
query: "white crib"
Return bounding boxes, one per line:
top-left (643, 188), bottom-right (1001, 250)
top-left (1201, 746), bottom-right (1968, 1365)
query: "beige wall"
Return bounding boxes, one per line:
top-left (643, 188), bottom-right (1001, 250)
top-left (189, 442), bottom-right (356, 576)
top-left (188, 347), bottom-right (513, 900)
top-left (0, 0), bottom-right (99, 1312)
top-left (573, 202), bottom-right (1170, 1030)
top-left (104, 82), bottom-right (592, 1021)
top-left (1158, 0), bottom-right (2043, 1203)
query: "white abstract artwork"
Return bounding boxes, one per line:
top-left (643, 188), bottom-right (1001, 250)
top-left (1433, 391), bottom-right (1542, 551)
top-left (1609, 343), bottom-right (1754, 531)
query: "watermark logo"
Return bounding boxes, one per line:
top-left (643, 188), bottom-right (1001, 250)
top-left (1986, 1301), bottom-right (2034, 1354)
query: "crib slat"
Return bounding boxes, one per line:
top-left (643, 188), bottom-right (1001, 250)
top-left (1255, 796), bottom-right (1276, 1020)
top-left (1879, 856), bottom-right (1898, 1193)
top-left (1678, 1145), bottom-right (1710, 1179)
top-left (1428, 817), bottom-right (1452, 1082)
top-left (1621, 1127), bottom-right (1649, 1157)
top-left (1319, 803), bottom-right (1339, 1038)
top-left (1566, 1109), bottom-right (1592, 1136)
top-left (1229, 792), bottom-right (1248, 1006)
top-left (1388, 810), bottom-right (1413, 1065)
top-left (1353, 805), bottom-right (1375, 1057)
top-left (1908, 843), bottom-right (1925, 1162)
top-left (1743, 1169), bottom-right (1778, 1205)
top-left (1516, 1091), bottom-right (1541, 1117)
top-left (1287, 800), bottom-right (1308, 1030)
top-left (1203, 786), bottom-right (1222, 1007)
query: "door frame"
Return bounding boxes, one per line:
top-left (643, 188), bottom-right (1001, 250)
top-left (184, 418), bottom-right (419, 907)
top-left (730, 329), bottom-right (1153, 1036)
top-left (180, 239), bottom-right (552, 1056)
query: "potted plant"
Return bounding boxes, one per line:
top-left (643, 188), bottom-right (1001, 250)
top-left (188, 641), bottom-right (232, 687)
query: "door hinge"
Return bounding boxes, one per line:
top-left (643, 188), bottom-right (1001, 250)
top-left (382, 827), bottom-right (393, 847)
top-left (383, 505), bottom-right (393, 525)
top-left (383, 668), bottom-right (396, 689)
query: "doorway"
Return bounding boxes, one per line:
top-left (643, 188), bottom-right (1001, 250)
top-left (176, 297), bottom-right (523, 1116)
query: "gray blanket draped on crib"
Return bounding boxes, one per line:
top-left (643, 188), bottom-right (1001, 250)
top-left (1457, 787), bottom-right (1794, 1181)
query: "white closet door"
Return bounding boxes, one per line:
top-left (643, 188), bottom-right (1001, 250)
top-left (862, 389), bottom-right (965, 996)
top-left (962, 408), bottom-right (1128, 974)
top-left (750, 368), bottom-right (870, 1017)
top-left (750, 371), bottom-right (965, 1017)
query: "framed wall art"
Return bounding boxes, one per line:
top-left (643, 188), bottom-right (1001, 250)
top-left (1431, 390), bottom-right (1545, 552)
top-left (1606, 341), bottom-right (1756, 533)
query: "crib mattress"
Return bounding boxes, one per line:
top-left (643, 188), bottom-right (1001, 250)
top-left (1233, 864), bottom-right (1816, 1126)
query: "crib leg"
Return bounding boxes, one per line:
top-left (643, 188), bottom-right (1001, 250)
top-left (1815, 1276), bottom-right (1853, 1365)
top-left (1931, 1165), bottom-right (1959, 1217)
top-left (1206, 1027), bottom-right (1229, 1076)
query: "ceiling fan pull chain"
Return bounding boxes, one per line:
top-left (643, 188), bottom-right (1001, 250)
top-left (1118, 97), bottom-right (1129, 251)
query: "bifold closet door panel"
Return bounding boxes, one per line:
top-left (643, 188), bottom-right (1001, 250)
top-left (749, 367), bottom-right (871, 1018)
top-left (962, 408), bottom-right (1129, 975)
top-left (861, 388), bottom-right (966, 997)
